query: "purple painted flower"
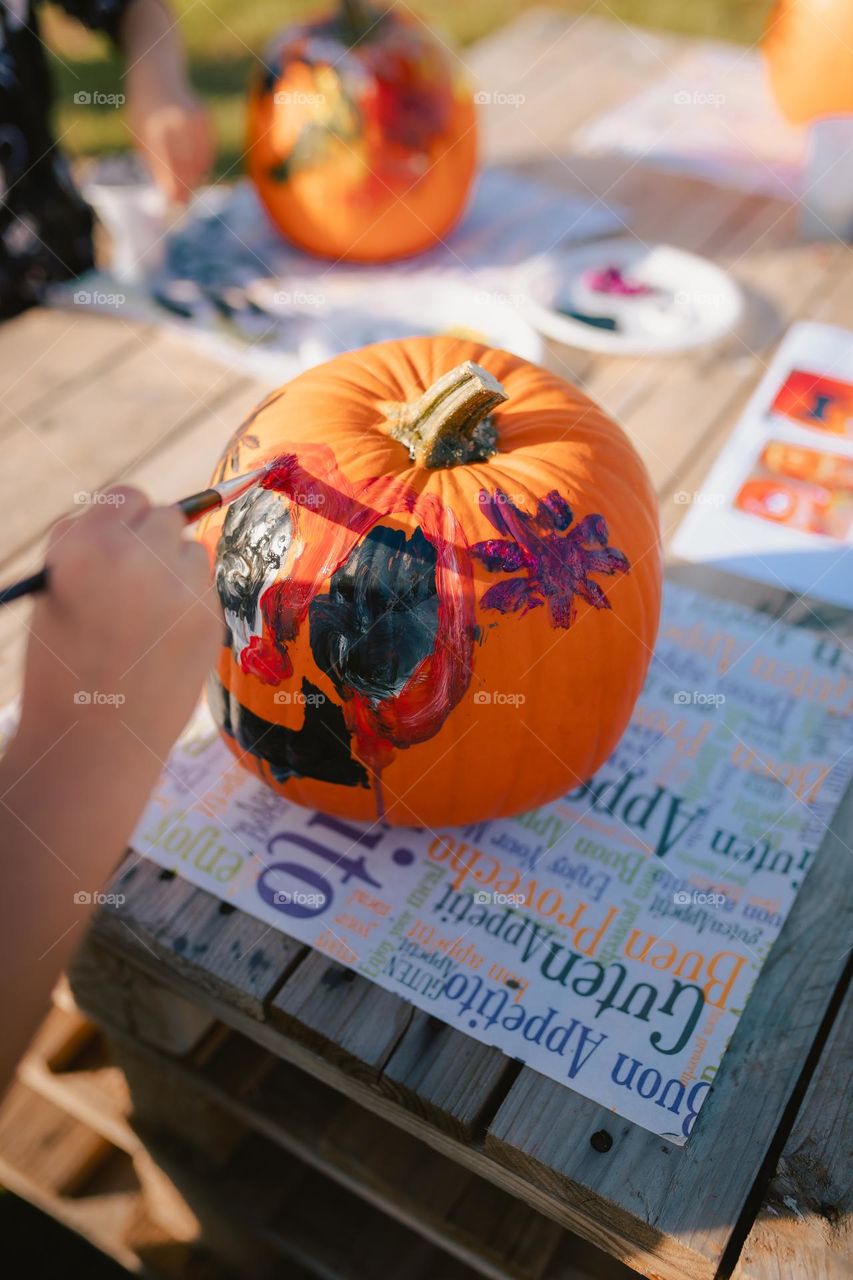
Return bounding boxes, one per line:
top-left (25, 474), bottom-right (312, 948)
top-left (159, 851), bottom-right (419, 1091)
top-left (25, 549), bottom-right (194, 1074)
top-left (471, 488), bottom-right (630, 629)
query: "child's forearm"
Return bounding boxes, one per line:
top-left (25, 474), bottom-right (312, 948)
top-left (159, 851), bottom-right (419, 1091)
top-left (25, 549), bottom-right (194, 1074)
top-left (119, 0), bottom-right (212, 201)
top-left (121, 0), bottom-right (187, 92)
top-left (0, 719), bottom-right (165, 1087)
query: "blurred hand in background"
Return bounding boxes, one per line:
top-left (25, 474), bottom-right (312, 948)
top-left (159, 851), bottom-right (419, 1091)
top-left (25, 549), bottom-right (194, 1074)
top-left (122, 0), bottom-right (214, 202)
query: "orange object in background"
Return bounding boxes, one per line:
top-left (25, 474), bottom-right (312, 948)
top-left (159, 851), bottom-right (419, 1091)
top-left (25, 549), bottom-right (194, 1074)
top-left (198, 337), bottom-right (662, 827)
top-left (247, 2), bottom-right (477, 262)
top-left (762, 0), bottom-right (853, 125)
top-left (762, 440), bottom-right (853, 489)
top-left (736, 477), bottom-right (833, 533)
top-left (736, 470), bottom-right (853, 541)
top-left (770, 368), bottom-right (853, 437)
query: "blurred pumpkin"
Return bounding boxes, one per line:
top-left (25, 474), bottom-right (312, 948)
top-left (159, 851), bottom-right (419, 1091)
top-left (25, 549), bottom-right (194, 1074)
top-left (247, 1), bottom-right (477, 261)
top-left (199, 337), bottom-right (662, 828)
top-left (762, 0), bottom-right (853, 124)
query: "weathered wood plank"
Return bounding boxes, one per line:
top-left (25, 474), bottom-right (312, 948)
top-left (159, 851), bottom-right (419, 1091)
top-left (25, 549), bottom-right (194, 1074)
top-left (0, 1078), bottom-right (111, 1197)
top-left (89, 853), bottom-right (306, 1018)
top-left (273, 946), bottom-right (517, 1139)
top-left (0, 309), bottom-right (146, 425)
top-left (69, 930), bottom-right (659, 1249)
top-left (12, 1018), bottom-right (283, 1277)
top-left (0, 328), bottom-right (254, 565)
top-left (94, 1016), bottom-right (564, 1280)
top-left (143, 1117), bottom-right (487, 1280)
top-left (18, 1005), bottom-right (133, 1152)
top-left (268, 952), bottom-right (414, 1078)
top-left (732, 979), bottom-right (853, 1280)
top-left (0, 1082), bottom-right (148, 1274)
top-left (70, 938), bottom-right (218, 1057)
top-left (378, 1009), bottom-right (517, 1141)
top-left (473, 14), bottom-right (685, 166)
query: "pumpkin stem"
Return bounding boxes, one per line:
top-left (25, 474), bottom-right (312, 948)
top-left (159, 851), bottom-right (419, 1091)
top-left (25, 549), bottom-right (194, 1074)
top-left (382, 362), bottom-right (509, 469)
top-left (339, 0), bottom-right (374, 41)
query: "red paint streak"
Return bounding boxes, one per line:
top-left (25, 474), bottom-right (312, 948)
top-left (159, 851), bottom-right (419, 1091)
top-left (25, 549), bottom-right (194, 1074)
top-left (239, 634), bottom-right (292, 683)
top-left (260, 452), bottom-right (298, 492)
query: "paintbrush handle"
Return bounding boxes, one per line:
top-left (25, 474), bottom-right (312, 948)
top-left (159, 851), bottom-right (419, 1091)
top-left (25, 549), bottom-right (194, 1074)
top-left (0, 569), bottom-right (48, 605)
top-left (176, 488), bottom-right (223, 522)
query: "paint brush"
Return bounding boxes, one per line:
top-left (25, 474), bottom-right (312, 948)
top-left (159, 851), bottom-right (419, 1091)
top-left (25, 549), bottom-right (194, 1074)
top-left (0, 464), bottom-right (272, 607)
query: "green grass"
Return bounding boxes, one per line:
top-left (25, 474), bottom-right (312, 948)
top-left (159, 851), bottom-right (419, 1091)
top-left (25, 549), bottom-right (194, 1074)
top-left (48, 0), bottom-right (772, 176)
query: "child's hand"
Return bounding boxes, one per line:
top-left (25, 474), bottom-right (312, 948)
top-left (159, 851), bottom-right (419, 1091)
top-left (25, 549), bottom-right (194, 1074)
top-left (16, 487), bottom-right (219, 765)
top-left (128, 83), bottom-right (213, 204)
top-left (121, 0), bottom-right (213, 203)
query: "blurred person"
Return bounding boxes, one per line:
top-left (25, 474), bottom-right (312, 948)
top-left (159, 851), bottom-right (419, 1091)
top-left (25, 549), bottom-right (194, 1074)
top-left (0, 488), bottom-right (220, 1089)
top-left (0, 0), bottom-right (212, 317)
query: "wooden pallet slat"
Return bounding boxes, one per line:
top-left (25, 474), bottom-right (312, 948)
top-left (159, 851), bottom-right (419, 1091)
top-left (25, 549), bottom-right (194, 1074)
top-left (29, 994), bottom-right (565, 1280)
top-left (268, 952), bottom-right (414, 1077)
top-left (97, 855), bottom-right (307, 1021)
top-left (732, 980), bottom-right (853, 1280)
top-left (378, 1010), bottom-right (518, 1141)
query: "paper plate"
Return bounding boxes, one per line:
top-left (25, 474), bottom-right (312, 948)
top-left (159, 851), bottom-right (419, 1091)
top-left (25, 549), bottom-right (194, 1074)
top-left (247, 277), bottom-right (545, 366)
top-left (521, 240), bottom-right (744, 355)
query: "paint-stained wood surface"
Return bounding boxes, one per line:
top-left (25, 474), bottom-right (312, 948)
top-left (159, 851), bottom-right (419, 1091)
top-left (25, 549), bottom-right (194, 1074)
top-left (2, 11), bottom-right (852, 1280)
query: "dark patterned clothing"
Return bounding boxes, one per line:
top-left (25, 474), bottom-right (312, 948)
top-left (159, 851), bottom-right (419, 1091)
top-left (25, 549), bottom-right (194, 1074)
top-left (0, 0), bottom-right (130, 317)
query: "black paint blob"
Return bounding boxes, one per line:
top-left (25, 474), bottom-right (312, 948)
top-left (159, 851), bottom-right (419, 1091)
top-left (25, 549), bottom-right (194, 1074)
top-left (309, 525), bottom-right (439, 701)
top-left (208, 675), bottom-right (368, 789)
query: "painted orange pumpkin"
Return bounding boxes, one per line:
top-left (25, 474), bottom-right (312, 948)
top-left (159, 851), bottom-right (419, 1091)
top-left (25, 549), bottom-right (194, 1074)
top-left (199, 337), bottom-right (662, 828)
top-left (762, 0), bottom-right (853, 124)
top-left (246, 1), bottom-right (477, 262)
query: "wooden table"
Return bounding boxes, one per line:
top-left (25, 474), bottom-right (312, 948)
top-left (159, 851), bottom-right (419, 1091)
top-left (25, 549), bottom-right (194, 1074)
top-left (1, 12), bottom-right (850, 1280)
